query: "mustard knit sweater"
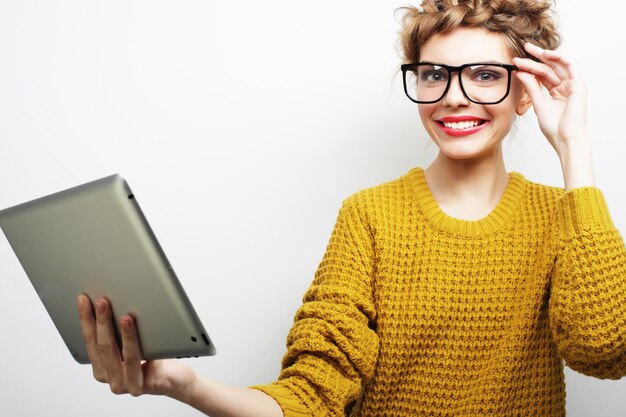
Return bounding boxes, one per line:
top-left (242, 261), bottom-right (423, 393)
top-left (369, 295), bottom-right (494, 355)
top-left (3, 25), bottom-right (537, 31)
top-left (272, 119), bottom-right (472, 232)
top-left (252, 167), bottom-right (626, 417)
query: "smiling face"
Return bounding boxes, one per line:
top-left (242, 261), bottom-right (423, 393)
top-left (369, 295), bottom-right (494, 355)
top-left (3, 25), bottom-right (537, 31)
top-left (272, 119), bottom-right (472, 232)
top-left (417, 27), bottom-right (532, 160)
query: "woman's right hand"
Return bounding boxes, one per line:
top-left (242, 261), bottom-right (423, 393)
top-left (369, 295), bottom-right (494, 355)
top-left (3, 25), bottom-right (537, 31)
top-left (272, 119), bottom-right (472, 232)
top-left (76, 294), bottom-right (197, 400)
top-left (77, 294), bottom-right (284, 416)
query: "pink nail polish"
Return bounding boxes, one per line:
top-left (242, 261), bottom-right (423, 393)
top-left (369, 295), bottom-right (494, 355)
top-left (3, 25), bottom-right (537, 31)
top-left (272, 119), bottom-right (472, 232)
top-left (121, 318), bottom-right (129, 331)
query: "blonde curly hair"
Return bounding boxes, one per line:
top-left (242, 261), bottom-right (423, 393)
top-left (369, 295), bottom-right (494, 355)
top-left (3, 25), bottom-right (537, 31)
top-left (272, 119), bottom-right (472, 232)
top-left (399, 0), bottom-right (561, 64)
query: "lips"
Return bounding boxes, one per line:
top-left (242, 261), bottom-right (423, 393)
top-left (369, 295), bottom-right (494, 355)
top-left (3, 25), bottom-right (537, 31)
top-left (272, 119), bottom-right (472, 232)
top-left (435, 116), bottom-right (489, 137)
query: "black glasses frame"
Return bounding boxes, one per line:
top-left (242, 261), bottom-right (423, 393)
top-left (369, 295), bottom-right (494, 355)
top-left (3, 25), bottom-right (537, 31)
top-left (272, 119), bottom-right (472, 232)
top-left (400, 62), bottom-right (519, 105)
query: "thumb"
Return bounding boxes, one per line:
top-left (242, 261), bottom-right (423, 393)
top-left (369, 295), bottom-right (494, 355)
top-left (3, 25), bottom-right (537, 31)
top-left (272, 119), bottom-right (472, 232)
top-left (515, 71), bottom-right (545, 112)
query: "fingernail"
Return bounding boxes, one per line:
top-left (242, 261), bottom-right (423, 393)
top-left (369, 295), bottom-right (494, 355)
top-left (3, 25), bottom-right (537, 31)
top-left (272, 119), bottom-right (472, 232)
top-left (121, 317), bottom-right (131, 331)
top-left (96, 300), bottom-right (106, 314)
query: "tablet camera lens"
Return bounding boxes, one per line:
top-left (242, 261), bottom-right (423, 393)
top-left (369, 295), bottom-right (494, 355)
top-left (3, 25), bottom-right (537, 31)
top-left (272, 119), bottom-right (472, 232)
top-left (128, 194), bottom-right (135, 200)
top-left (191, 336), bottom-right (197, 342)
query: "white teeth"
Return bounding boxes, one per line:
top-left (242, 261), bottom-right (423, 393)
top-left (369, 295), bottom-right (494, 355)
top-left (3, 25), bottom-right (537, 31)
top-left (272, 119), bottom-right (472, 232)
top-left (442, 120), bottom-right (482, 130)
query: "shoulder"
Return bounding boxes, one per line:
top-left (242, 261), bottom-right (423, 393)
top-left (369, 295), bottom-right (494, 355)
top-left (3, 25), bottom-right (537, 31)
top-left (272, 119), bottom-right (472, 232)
top-left (520, 174), bottom-right (566, 205)
top-left (343, 169), bottom-right (417, 207)
top-left (510, 173), bottom-right (570, 229)
top-left (337, 168), bottom-right (420, 227)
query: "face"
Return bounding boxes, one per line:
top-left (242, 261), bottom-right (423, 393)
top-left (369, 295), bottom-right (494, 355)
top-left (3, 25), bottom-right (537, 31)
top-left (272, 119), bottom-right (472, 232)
top-left (417, 27), bottom-right (532, 161)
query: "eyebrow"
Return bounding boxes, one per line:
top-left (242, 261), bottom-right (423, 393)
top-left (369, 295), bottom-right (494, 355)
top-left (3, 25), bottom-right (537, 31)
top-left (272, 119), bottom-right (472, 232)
top-left (419, 60), bottom-right (511, 66)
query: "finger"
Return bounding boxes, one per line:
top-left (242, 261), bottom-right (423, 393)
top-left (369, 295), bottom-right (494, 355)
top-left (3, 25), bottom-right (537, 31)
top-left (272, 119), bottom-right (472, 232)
top-left (77, 294), bottom-right (108, 382)
top-left (543, 50), bottom-right (587, 93)
top-left (120, 315), bottom-right (145, 396)
top-left (513, 56), bottom-right (561, 89)
top-left (523, 42), bottom-right (569, 80)
top-left (515, 71), bottom-right (547, 110)
top-left (542, 49), bottom-right (583, 85)
top-left (95, 298), bottom-right (125, 394)
top-left (536, 52), bottom-right (587, 98)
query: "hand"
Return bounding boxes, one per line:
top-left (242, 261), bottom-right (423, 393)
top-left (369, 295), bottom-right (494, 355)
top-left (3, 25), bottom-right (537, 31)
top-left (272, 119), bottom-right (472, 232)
top-left (513, 42), bottom-right (588, 155)
top-left (77, 295), bottom-right (197, 400)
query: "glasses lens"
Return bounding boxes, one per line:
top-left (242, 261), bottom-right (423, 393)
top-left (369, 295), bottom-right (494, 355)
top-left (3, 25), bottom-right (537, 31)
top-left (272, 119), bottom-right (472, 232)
top-left (460, 64), bottom-right (510, 104)
top-left (405, 64), bottom-right (449, 103)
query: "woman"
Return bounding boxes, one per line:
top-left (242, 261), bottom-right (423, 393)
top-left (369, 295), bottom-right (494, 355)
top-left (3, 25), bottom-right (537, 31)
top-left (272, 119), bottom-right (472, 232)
top-left (77, 0), bottom-right (626, 416)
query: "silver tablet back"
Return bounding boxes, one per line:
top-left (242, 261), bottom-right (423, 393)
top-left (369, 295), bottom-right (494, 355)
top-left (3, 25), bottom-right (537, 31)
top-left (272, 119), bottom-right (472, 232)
top-left (0, 174), bottom-right (216, 363)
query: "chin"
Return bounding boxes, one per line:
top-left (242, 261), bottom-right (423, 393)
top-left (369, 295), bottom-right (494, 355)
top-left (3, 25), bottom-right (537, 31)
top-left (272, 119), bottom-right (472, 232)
top-left (438, 149), bottom-right (490, 161)
top-left (429, 136), bottom-right (501, 161)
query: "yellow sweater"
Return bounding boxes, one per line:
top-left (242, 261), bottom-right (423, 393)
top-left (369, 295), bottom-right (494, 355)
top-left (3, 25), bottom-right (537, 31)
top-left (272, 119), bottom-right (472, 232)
top-left (252, 167), bottom-right (626, 417)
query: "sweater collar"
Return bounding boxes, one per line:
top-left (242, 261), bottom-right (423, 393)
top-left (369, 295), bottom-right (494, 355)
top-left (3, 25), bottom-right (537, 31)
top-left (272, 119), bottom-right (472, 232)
top-left (407, 166), bottom-right (527, 237)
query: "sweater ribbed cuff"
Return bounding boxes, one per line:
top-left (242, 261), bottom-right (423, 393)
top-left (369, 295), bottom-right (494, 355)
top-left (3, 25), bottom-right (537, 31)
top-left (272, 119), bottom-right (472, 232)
top-left (249, 383), bottom-right (310, 417)
top-left (559, 187), bottom-right (615, 236)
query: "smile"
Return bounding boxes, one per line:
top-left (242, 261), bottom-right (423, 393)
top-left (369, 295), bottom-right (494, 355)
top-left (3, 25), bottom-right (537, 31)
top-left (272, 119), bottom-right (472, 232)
top-left (435, 117), bottom-right (489, 137)
top-left (441, 120), bottom-right (483, 130)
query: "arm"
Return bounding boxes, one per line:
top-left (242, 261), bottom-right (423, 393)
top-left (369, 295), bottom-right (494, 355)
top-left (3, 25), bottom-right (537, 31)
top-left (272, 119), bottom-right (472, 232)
top-left (548, 187), bottom-right (626, 379)
top-left (78, 193), bottom-right (378, 416)
top-left (514, 42), bottom-right (626, 379)
top-left (513, 42), bottom-right (593, 191)
top-left (77, 295), bottom-right (283, 417)
top-left (251, 195), bottom-right (380, 417)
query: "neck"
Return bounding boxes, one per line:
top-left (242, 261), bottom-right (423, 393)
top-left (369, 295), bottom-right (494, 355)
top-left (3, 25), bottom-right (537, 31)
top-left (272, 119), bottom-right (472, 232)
top-left (424, 150), bottom-right (509, 206)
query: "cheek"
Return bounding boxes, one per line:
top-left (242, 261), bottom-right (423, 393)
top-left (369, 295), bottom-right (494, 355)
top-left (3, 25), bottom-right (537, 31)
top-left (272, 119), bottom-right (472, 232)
top-left (417, 103), bottom-right (436, 124)
top-left (487, 103), bottom-right (517, 133)
top-left (489, 86), bottom-right (522, 124)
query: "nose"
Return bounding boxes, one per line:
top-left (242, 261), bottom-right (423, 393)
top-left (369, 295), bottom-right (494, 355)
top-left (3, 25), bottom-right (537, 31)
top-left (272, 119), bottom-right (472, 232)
top-left (441, 73), bottom-right (470, 107)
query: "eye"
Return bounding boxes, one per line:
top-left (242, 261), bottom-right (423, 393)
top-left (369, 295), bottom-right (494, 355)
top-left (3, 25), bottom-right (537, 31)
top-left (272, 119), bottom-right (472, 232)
top-left (474, 71), bottom-right (501, 82)
top-left (466, 65), bottom-right (507, 83)
top-left (418, 69), bottom-right (448, 83)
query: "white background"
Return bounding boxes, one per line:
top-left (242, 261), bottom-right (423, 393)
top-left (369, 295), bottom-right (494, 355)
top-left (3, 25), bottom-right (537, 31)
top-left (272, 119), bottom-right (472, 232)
top-left (1, 1), bottom-right (624, 416)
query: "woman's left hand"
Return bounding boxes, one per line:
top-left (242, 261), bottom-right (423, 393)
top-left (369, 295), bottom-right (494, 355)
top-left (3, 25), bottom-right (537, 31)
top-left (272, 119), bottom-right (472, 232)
top-left (513, 42), bottom-right (588, 155)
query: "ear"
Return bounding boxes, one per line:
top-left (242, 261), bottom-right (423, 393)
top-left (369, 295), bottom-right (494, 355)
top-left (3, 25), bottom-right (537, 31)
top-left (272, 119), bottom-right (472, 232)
top-left (515, 88), bottom-right (533, 116)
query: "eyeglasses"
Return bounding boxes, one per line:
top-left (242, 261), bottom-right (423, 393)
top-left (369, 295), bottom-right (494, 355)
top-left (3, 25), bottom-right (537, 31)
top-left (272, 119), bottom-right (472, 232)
top-left (400, 62), bottom-right (519, 105)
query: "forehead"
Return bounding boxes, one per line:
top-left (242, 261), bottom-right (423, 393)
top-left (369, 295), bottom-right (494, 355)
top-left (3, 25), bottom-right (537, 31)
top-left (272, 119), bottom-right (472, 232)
top-left (419, 27), bottom-right (514, 65)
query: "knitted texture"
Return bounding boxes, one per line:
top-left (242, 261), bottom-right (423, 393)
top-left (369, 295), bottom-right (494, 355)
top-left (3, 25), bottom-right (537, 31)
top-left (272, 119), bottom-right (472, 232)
top-left (252, 167), bottom-right (626, 417)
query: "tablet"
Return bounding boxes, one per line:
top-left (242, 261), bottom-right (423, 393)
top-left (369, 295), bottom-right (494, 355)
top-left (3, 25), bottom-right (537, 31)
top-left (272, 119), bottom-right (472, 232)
top-left (0, 174), bottom-right (216, 364)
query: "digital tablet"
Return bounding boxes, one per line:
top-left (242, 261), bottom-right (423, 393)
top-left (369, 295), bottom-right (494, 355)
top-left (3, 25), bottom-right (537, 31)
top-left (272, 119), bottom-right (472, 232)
top-left (0, 174), bottom-right (216, 364)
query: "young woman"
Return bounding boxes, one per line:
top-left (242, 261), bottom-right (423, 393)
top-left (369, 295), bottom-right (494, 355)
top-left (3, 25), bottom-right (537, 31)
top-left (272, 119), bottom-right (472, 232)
top-left (77, 0), bottom-right (626, 416)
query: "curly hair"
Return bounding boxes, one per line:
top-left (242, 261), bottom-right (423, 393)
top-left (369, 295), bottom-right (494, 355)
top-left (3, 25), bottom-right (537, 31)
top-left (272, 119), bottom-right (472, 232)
top-left (399, 0), bottom-right (561, 64)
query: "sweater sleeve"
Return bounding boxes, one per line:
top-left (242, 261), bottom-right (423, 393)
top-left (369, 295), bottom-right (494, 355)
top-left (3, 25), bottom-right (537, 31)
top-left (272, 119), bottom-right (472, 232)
top-left (549, 186), bottom-right (626, 379)
top-left (250, 194), bottom-right (380, 417)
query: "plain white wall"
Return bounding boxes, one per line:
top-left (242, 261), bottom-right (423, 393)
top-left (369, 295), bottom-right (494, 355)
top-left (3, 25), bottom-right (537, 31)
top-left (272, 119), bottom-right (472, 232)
top-left (0, 1), bottom-right (624, 416)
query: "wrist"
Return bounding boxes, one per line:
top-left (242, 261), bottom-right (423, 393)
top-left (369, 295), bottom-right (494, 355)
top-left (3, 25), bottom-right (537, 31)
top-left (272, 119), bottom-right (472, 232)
top-left (557, 137), bottom-right (595, 191)
top-left (149, 361), bottom-right (201, 404)
top-left (171, 371), bottom-right (200, 405)
top-left (170, 376), bottom-right (285, 417)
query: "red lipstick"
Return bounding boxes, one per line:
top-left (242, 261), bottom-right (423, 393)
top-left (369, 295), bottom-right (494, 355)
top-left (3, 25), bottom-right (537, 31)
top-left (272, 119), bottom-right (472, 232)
top-left (435, 116), bottom-right (489, 137)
